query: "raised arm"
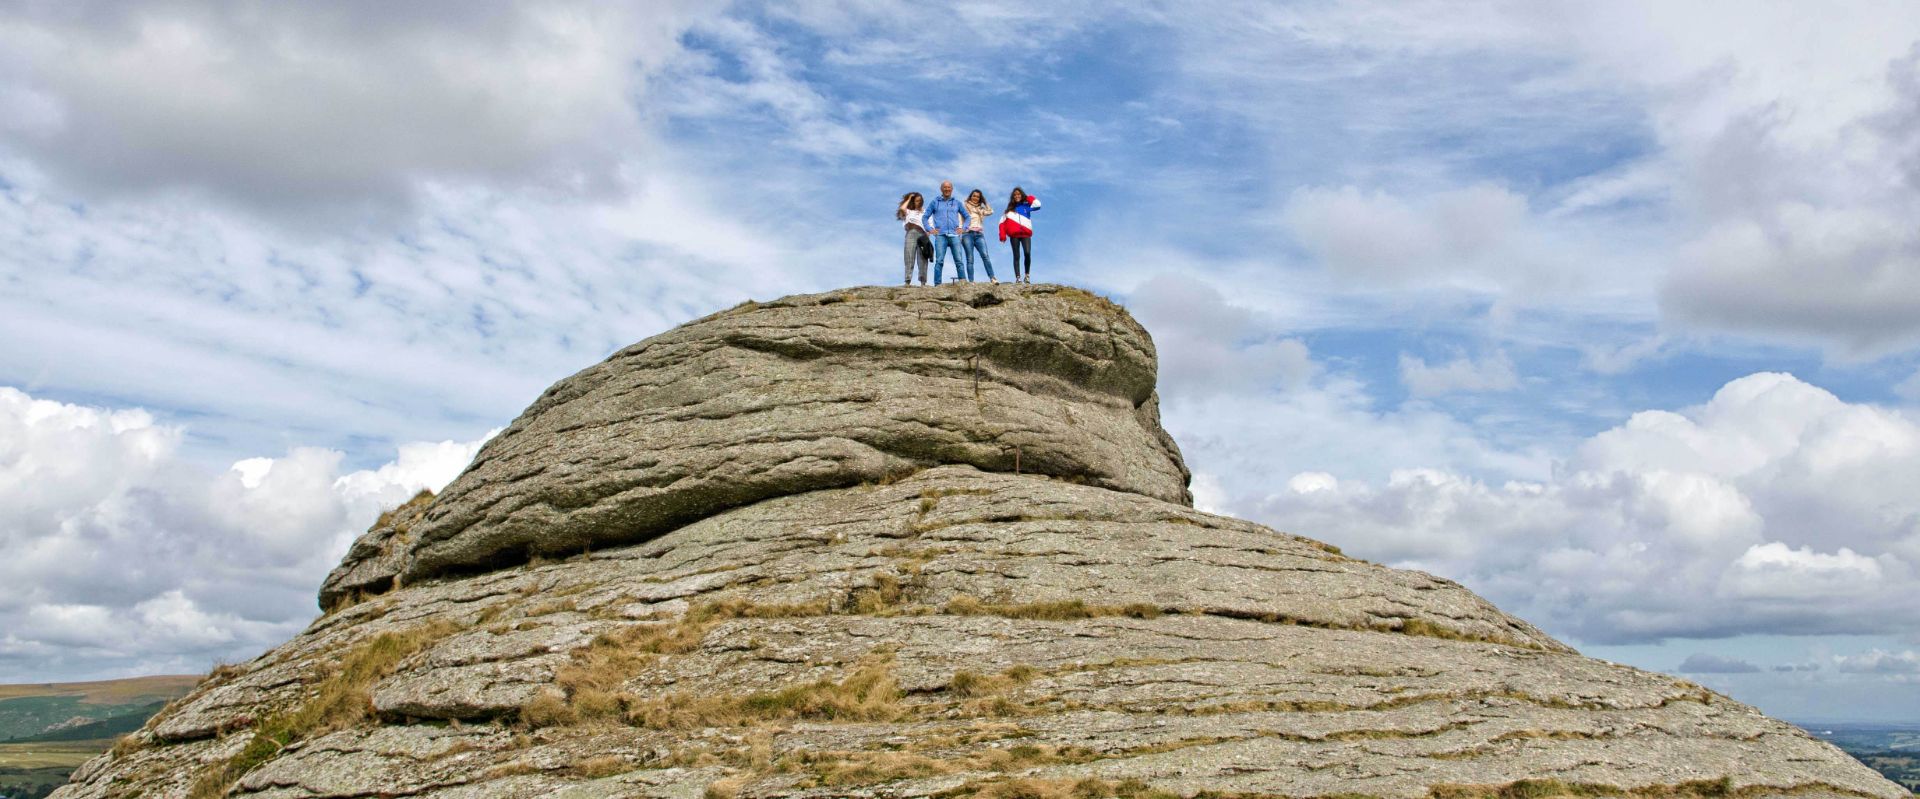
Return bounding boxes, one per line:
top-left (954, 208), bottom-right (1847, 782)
top-left (1028, 195), bottom-right (1042, 213)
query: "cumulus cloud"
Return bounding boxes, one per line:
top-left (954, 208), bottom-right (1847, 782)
top-left (0, 386), bottom-right (491, 681)
top-left (1241, 372), bottom-right (1920, 644)
top-left (1677, 653), bottom-right (1761, 674)
top-left (0, 1), bottom-right (708, 217)
top-left (1127, 274), bottom-right (1317, 399)
top-left (1652, 43), bottom-right (1920, 356)
top-left (1833, 649), bottom-right (1920, 675)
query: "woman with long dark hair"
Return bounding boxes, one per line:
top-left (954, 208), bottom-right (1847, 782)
top-left (898, 192), bottom-right (931, 286)
top-left (997, 186), bottom-right (1042, 283)
top-left (961, 189), bottom-right (997, 284)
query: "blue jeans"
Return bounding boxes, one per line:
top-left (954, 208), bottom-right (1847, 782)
top-left (931, 234), bottom-right (962, 284)
top-left (961, 231), bottom-right (994, 280)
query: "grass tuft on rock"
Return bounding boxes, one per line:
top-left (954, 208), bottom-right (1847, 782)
top-left (188, 621), bottom-right (457, 799)
top-left (943, 595), bottom-right (1163, 621)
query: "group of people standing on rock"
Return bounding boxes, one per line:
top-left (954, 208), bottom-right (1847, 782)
top-left (898, 180), bottom-right (1041, 286)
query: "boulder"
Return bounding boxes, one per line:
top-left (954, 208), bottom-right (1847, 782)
top-left (364, 284), bottom-right (1191, 589)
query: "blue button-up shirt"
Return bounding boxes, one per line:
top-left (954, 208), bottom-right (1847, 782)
top-left (922, 194), bottom-right (965, 235)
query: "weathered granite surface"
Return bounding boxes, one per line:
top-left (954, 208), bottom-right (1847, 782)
top-left (365, 284), bottom-right (1193, 590)
top-left (56, 285), bottom-right (1905, 799)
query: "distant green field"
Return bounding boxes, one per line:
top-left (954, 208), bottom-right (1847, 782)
top-left (0, 676), bottom-right (199, 799)
top-left (0, 765), bottom-right (73, 799)
top-left (0, 741), bottom-right (112, 799)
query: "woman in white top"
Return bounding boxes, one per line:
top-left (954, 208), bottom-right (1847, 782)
top-left (898, 192), bottom-right (931, 286)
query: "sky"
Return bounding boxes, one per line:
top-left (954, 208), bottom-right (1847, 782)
top-left (2, 0), bottom-right (1919, 722)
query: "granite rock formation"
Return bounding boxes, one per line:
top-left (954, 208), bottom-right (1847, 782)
top-left (55, 284), bottom-right (1905, 799)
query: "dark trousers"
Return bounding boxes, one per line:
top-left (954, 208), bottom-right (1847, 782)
top-left (1008, 237), bottom-right (1032, 279)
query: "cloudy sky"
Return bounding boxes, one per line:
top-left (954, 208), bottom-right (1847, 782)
top-left (3, 1), bottom-right (1919, 722)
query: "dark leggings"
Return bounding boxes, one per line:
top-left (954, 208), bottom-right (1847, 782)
top-left (1009, 237), bottom-right (1032, 280)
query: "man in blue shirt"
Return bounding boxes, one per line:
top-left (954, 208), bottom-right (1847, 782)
top-left (922, 181), bottom-right (967, 284)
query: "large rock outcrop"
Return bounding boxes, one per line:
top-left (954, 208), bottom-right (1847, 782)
top-left (57, 285), bottom-right (1903, 799)
top-left (320, 285), bottom-right (1191, 607)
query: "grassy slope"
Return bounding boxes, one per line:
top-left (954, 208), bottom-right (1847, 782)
top-left (0, 677), bottom-right (198, 743)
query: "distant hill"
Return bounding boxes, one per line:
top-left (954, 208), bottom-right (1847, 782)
top-left (0, 676), bottom-right (198, 743)
top-left (1804, 723), bottom-right (1920, 791)
top-left (0, 675), bottom-right (199, 799)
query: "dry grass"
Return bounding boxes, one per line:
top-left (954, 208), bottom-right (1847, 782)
top-left (943, 595), bottom-right (1163, 621)
top-left (703, 776), bottom-right (748, 799)
top-left (529, 653), bottom-right (904, 731)
top-left (935, 777), bottom-right (1176, 799)
top-left (371, 489), bottom-right (435, 532)
top-left (631, 654), bottom-right (904, 729)
top-left (484, 759), bottom-right (541, 779)
top-left (108, 733), bottom-right (147, 757)
top-left (187, 621), bottom-right (457, 799)
top-left (523, 598), bottom-right (579, 618)
top-left (521, 595), bottom-right (903, 731)
top-left (779, 741), bottom-right (1101, 788)
top-left (1208, 606), bottom-right (1540, 651)
top-left (929, 776), bottom-right (1833, 799)
top-left (568, 754), bottom-right (634, 778)
top-left (947, 665), bottom-right (1037, 698)
top-left (1427, 778), bottom-right (1740, 799)
top-left (852, 573), bottom-right (908, 614)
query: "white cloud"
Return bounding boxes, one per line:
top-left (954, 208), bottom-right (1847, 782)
top-left (0, 1), bottom-right (712, 218)
top-left (1399, 351), bottom-right (1520, 396)
top-left (1280, 184), bottom-right (1555, 292)
top-left (1239, 372), bottom-right (1920, 644)
top-left (1720, 543), bottom-right (1886, 602)
top-left (1127, 274), bottom-right (1317, 399)
top-left (0, 386), bottom-right (491, 681)
top-left (1833, 649), bottom-right (1920, 675)
top-left (1159, 1), bottom-right (1920, 355)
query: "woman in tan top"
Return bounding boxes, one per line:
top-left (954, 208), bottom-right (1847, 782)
top-left (961, 189), bottom-right (998, 284)
top-left (898, 192), bottom-right (931, 285)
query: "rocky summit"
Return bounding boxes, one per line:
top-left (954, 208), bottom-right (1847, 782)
top-left (55, 285), bottom-right (1904, 799)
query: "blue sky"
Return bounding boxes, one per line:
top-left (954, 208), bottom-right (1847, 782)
top-left (3, 1), bottom-right (1920, 722)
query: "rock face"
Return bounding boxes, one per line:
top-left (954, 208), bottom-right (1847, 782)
top-left (322, 284), bottom-right (1191, 606)
top-left (58, 284), bottom-right (1903, 799)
